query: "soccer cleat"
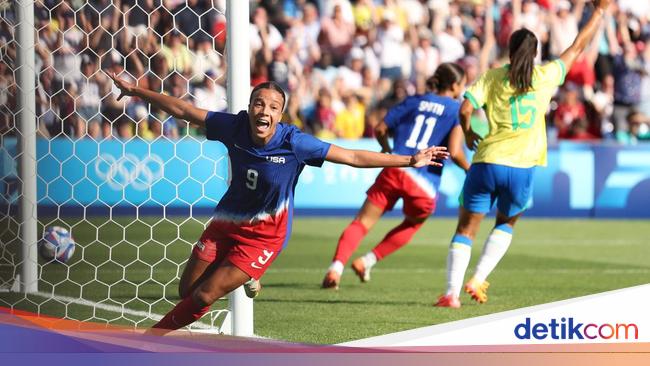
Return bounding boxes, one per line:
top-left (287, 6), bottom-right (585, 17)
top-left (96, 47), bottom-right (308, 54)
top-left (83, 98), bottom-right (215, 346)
top-left (434, 294), bottom-right (461, 308)
top-left (244, 279), bottom-right (262, 298)
top-left (351, 257), bottom-right (371, 283)
top-left (321, 270), bottom-right (340, 290)
top-left (465, 278), bottom-right (490, 303)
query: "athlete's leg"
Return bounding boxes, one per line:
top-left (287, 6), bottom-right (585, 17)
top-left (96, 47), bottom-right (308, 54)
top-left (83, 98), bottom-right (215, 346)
top-left (443, 207), bottom-right (484, 297)
top-left (465, 165), bottom-right (533, 303)
top-left (351, 214), bottom-right (426, 283)
top-left (323, 199), bottom-right (384, 288)
top-left (437, 164), bottom-right (494, 307)
top-left (372, 215), bottom-right (427, 261)
top-left (333, 198), bottom-right (385, 264)
top-left (179, 222), bottom-right (231, 298)
top-left (178, 255), bottom-right (214, 299)
top-left (152, 261), bottom-right (249, 334)
top-left (470, 211), bottom-right (521, 285)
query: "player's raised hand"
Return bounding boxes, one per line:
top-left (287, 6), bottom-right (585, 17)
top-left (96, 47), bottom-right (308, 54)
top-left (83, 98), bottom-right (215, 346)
top-left (592, 0), bottom-right (611, 11)
top-left (109, 72), bottom-right (136, 101)
top-left (410, 146), bottom-right (449, 168)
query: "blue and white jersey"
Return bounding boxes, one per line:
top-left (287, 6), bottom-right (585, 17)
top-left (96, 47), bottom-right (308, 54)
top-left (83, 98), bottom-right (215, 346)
top-left (205, 111), bottom-right (331, 248)
top-left (384, 93), bottom-right (461, 198)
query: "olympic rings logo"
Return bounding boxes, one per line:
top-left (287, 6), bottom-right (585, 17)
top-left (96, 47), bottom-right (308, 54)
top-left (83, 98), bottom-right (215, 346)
top-left (94, 153), bottom-right (164, 191)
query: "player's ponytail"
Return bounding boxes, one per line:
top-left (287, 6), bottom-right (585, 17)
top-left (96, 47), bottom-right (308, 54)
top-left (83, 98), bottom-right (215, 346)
top-left (508, 28), bottom-right (538, 95)
top-left (426, 63), bottom-right (465, 93)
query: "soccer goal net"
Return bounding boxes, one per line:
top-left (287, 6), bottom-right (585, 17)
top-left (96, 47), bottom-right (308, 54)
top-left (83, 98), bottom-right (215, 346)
top-left (0, 0), bottom-right (253, 335)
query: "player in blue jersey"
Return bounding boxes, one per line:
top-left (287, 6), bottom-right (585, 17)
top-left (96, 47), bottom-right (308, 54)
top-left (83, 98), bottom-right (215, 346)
top-left (322, 63), bottom-right (470, 290)
top-left (109, 76), bottom-right (449, 333)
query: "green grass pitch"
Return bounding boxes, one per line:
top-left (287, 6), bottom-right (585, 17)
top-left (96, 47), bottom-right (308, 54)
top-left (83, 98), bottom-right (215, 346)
top-left (1, 216), bottom-right (648, 344)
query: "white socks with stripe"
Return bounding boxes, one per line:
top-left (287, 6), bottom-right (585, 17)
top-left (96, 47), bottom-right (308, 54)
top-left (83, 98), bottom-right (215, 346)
top-left (473, 224), bottom-right (514, 283)
top-left (446, 234), bottom-right (473, 298)
top-left (329, 260), bottom-right (344, 275)
top-left (361, 251), bottom-right (377, 269)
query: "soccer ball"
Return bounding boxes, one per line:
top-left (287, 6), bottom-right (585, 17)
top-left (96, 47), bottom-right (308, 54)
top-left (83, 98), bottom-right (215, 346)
top-left (39, 226), bottom-right (76, 263)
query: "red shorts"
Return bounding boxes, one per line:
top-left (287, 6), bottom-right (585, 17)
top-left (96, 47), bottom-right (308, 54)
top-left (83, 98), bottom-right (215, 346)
top-left (191, 220), bottom-right (282, 280)
top-left (366, 168), bottom-right (436, 218)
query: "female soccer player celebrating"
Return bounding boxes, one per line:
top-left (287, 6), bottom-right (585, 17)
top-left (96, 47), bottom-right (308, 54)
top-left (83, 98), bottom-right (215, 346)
top-left (322, 63), bottom-right (470, 289)
top-left (436, 0), bottom-right (612, 308)
top-left (109, 77), bottom-right (449, 333)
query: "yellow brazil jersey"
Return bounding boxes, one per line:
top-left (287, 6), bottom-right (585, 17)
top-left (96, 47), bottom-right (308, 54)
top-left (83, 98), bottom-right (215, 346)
top-left (464, 60), bottom-right (567, 168)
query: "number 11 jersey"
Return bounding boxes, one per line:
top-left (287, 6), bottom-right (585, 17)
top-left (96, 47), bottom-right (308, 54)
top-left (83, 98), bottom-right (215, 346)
top-left (385, 93), bottom-right (461, 198)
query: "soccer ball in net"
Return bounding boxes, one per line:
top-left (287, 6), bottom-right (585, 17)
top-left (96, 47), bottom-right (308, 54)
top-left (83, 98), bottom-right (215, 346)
top-left (39, 226), bottom-right (76, 264)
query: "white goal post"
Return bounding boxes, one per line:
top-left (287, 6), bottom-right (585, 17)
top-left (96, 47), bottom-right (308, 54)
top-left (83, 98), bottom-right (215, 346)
top-left (1, 0), bottom-right (253, 337)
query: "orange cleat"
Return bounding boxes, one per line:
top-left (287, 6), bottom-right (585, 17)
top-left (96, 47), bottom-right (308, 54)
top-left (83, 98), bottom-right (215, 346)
top-left (465, 278), bottom-right (490, 303)
top-left (321, 270), bottom-right (340, 290)
top-left (434, 294), bottom-right (461, 308)
top-left (351, 257), bottom-right (371, 282)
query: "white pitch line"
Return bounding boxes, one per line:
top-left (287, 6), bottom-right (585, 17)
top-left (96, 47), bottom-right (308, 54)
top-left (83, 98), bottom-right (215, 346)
top-left (0, 289), bottom-right (217, 330)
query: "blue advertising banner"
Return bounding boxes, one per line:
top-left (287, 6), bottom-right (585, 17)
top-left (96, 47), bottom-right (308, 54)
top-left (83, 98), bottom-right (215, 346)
top-left (1, 138), bottom-right (649, 217)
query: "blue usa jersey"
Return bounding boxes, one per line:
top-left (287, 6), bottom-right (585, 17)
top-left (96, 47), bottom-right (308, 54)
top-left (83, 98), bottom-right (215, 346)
top-left (384, 93), bottom-right (461, 197)
top-left (205, 111), bottom-right (331, 248)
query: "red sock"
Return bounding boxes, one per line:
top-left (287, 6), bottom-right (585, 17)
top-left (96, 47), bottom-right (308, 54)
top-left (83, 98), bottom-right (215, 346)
top-left (332, 219), bottom-right (369, 264)
top-left (372, 220), bottom-right (423, 260)
top-left (152, 296), bottom-right (210, 330)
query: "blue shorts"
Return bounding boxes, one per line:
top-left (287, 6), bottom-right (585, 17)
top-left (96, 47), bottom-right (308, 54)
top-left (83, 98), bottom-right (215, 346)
top-left (461, 163), bottom-right (535, 217)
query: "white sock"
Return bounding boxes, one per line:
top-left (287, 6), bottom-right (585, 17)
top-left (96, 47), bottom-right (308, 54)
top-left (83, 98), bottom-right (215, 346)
top-left (446, 235), bottom-right (473, 298)
top-left (361, 251), bottom-right (377, 269)
top-left (473, 226), bottom-right (513, 283)
top-left (329, 260), bottom-right (344, 275)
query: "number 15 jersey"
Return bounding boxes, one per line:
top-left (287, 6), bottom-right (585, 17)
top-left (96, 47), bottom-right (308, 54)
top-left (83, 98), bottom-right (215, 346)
top-left (464, 60), bottom-right (567, 168)
top-left (385, 93), bottom-right (461, 198)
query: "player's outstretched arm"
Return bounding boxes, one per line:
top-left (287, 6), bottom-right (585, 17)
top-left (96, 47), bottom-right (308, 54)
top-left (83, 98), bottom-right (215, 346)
top-left (109, 72), bottom-right (209, 128)
top-left (559, 0), bottom-right (610, 70)
top-left (325, 144), bottom-right (449, 168)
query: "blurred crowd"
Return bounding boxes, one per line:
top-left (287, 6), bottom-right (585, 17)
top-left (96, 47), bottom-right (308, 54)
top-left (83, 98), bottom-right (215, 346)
top-left (0, 0), bottom-right (649, 144)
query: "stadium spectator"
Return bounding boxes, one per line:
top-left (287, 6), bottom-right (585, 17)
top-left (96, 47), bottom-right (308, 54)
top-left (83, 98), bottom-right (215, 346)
top-left (554, 83), bottom-right (588, 139)
top-left (74, 55), bottom-right (105, 139)
top-left (1, 0), bottom-right (648, 145)
top-left (160, 31), bottom-right (194, 76)
top-left (318, 4), bottom-right (355, 66)
top-left (250, 6), bottom-right (284, 54)
top-left (334, 93), bottom-right (366, 139)
top-left (193, 71), bottom-right (227, 113)
top-left (191, 35), bottom-right (223, 84)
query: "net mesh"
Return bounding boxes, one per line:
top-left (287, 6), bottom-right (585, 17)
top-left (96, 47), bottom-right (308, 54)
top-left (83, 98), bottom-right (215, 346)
top-left (0, 0), bottom-right (234, 333)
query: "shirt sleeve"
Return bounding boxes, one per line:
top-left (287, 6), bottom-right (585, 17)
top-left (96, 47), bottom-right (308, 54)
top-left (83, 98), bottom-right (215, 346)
top-left (540, 59), bottom-right (567, 87)
top-left (291, 129), bottom-right (331, 167)
top-left (204, 111), bottom-right (243, 141)
top-left (384, 98), bottom-right (412, 130)
top-left (464, 72), bottom-right (489, 109)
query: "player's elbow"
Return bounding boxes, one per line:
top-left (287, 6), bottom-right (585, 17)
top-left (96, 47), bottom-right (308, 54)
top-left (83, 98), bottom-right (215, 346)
top-left (347, 152), bottom-right (364, 168)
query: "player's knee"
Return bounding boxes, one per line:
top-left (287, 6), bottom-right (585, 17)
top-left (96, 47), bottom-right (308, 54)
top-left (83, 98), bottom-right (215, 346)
top-left (192, 287), bottom-right (223, 307)
top-left (404, 215), bottom-right (426, 228)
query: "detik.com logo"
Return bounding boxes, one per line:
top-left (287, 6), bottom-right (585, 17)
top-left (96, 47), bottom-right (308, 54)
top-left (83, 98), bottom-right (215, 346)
top-left (514, 317), bottom-right (638, 340)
